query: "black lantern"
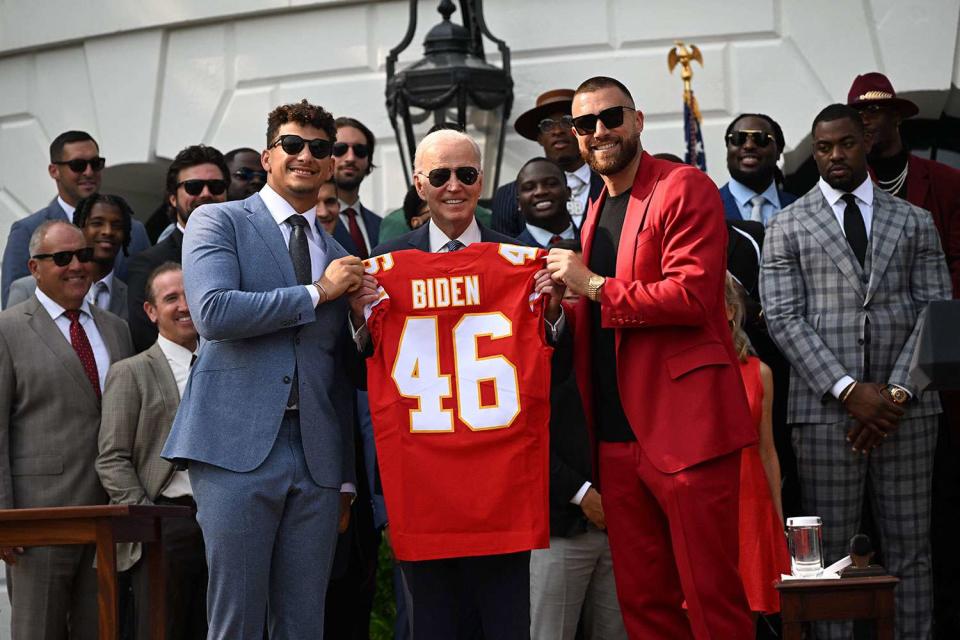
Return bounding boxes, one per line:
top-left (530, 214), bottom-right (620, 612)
top-left (385, 0), bottom-right (513, 198)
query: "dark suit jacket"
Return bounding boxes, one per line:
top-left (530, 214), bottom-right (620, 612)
top-left (332, 204), bottom-right (381, 258)
top-left (491, 170), bottom-right (604, 237)
top-left (719, 182), bottom-right (798, 222)
top-left (726, 219), bottom-right (765, 299)
top-left (126, 230), bottom-right (183, 352)
top-left (514, 225), bottom-right (582, 250)
top-left (2, 198), bottom-right (151, 308)
top-left (372, 219), bottom-right (513, 256)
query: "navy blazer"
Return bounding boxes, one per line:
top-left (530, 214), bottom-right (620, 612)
top-left (491, 169), bottom-right (605, 237)
top-left (332, 204), bottom-right (380, 257)
top-left (719, 182), bottom-right (798, 222)
top-left (514, 225), bottom-right (581, 250)
top-left (2, 198), bottom-right (151, 308)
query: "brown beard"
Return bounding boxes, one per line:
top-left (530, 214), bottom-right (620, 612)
top-left (586, 134), bottom-right (639, 176)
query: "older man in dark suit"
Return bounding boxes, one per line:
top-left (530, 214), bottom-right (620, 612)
top-left (0, 220), bottom-right (133, 639)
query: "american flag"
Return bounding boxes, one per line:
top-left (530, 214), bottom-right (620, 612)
top-left (683, 90), bottom-right (706, 171)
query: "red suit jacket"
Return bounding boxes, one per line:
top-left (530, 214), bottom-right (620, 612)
top-left (572, 152), bottom-right (757, 474)
top-left (904, 155), bottom-right (960, 298)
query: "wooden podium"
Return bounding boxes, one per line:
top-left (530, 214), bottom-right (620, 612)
top-left (0, 504), bottom-right (192, 640)
top-left (776, 575), bottom-right (900, 639)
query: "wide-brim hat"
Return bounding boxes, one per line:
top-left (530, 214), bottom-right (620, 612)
top-left (514, 89), bottom-right (575, 141)
top-left (847, 72), bottom-right (919, 118)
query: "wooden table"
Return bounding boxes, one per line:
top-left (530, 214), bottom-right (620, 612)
top-left (0, 504), bottom-right (192, 640)
top-left (776, 575), bottom-right (900, 639)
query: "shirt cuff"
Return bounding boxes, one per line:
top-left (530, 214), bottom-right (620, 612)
top-left (348, 312), bottom-right (369, 351)
top-left (889, 383), bottom-right (914, 399)
top-left (305, 284), bottom-right (320, 307)
top-left (546, 309), bottom-right (565, 342)
top-left (831, 375), bottom-right (856, 399)
top-left (340, 482), bottom-right (356, 495)
top-left (570, 481), bottom-right (592, 506)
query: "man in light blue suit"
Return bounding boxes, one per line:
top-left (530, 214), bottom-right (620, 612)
top-left (2, 130), bottom-right (151, 307)
top-left (162, 99), bottom-right (367, 639)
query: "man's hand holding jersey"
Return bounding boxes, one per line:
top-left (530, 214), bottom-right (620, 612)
top-left (544, 248), bottom-right (595, 297)
top-left (317, 255), bottom-right (366, 306)
top-left (534, 268), bottom-right (565, 324)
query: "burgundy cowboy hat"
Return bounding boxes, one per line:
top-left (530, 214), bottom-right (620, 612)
top-left (514, 89), bottom-right (576, 141)
top-left (847, 72), bottom-right (919, 118)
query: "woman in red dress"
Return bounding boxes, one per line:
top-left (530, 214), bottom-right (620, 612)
top-left (725, 275), bottom-right (792, 615)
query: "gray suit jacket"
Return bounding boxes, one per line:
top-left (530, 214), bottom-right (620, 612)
top-left (0, 296), bottom-right (133, 509)
top-left (96, 341), bottom-right (181, 570)
top-left (162, 193), bottom-right (357, 489)
top-left (1, 197), bottom-right (151, 308)
top-left (760, 184), bottom-right (952, 425)
top-left (7, 274), bottom-right (129, 320)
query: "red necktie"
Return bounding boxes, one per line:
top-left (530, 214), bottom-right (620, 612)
top-left (549, 235), bottom-right (563, 246)
top-left (343, 208), bottom-right (369, 259)
top-left (64, 310), bottom-right (101, 398)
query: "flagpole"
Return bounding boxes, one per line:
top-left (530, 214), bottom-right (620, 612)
top-left (668, 41), bottom-right (707, 170)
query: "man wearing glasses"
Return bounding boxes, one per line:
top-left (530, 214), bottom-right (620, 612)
top-left (331, 117), bottom-right (381, 259)
top-left (0, 220), bottom-right (133, 638)
top-left (1, 130), bottom-right (151, 308)
top-left (546, 76), bottom-right (755, 639)
top-left (126, 144), bottom-right (230, 352)
top-left (224, 147), bottom-right (267, 201)
top-left (162, 100), bottom-right (366, 639)
top-left (491, 89), bottom-right (605, 237)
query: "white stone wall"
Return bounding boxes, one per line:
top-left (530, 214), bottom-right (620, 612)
top-left (1, 0), bottom-right (958, 263)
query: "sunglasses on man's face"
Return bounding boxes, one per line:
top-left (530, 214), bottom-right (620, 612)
top-left (53, 157), bottom-right (106, 173)
top-left (571, 106), bottom-right (636, 135)
top-left (419, 167), bottom-right (480, 188)
top-left (178, 179), bottom-right (228, 196)
top-left (538, 116), bottom-right (574, 134)
top-left (725, 130), bottom-right (775, 148)
top-left (233, 167), bottom-right (267, 182)
top-left (332, 142), bottom-right (369, 159)
top-left (32, 247), bottom-right (95, 267)
top-left (270, 134), bottom-right (334, 159)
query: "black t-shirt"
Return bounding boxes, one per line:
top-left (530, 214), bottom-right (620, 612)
top-left (587, 190), bottom-right (636, 442)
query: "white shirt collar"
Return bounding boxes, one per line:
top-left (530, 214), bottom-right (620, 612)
top-left (524, 222), bottom-right (575, 247)
top-left (428, 217), bottom-right (481, 252)
top-left (97, 270), bottom-right (114, 294)
top-left (35, 285), bottom-right (93, 321)
top-left (260, 183), bottom-right (319, 229)
top-left (57, 196), bottom-right (76, 223)
top-left (338, 198), bottom-right (363, 213)
top-left (156, 333), bottom-right (196, 368)
top-left (567, 163), bottom-right (591, 185)
top-left (817, 175), bottom-right (874, 209)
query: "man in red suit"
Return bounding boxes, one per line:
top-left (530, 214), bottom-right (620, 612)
top-left (546, 76), bottom-right (756, 639)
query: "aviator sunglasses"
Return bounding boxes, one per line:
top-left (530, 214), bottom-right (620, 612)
top-left (31, 247), bottom-right (95, 267)
top-left (52, 157), bottom-right (106, 173)
top-left (177, 179), bottom-right (228, 196)
top-left (571, 106), bottom-right (636, 135)
top-left (725, 130), bottom-right (775, 148)
top-left (270, 134), bottom-right (334, 159)
top-left (332, 142), bottom-right (369, 159)
top-left (418, 167), bottom-right (480, 188)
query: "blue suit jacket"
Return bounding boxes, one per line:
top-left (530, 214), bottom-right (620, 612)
top-left (332, 204), bottom-right (380, 257)
top-left (491, 170), bottom-right (604, 237)
top-left (719, 182), bottom-right (798, 222)
top-left (513, 225), bottom-right (581, 250)
top-left (162, 194), bottom-right (357, 489)
top-left (2, 198), bottom-right (151, 308)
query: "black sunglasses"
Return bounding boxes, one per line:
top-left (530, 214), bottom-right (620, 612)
top-left (725, 130), bottom-right (775, 148)
top-left (538, 116), bottom-right (574, 134)
top-left (233, 167), bottom-right (267, 182)
top-left (32, 247), bottom-right (95, 267)
top-left (332, 142), bottom-right (369, 159)
top-left (270, 134), bottom-right (334, 159)
top-left (571, 106), bottom-right (635, 135)
top-left (419, 167), bottom-right (480, 188)
top-left (178, 179), bottom-right (228, 196)
top-left (53, 157), bottom-right (106, 173)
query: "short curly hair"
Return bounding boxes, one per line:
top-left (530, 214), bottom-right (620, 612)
top-left (266, 100), bottom-right (336, 147)
top-left (73, 193), bottom-right (134, 257)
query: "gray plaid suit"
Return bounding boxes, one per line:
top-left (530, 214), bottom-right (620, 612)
top-left (760, 183), bottom-right (951, 639)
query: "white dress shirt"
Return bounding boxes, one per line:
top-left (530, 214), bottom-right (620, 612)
top-left (338, 198), bottom-right (373, 252)
top-left (35, 287), bottom-right (110, 391)
top-left (157, 334), bottom-right (196, 498)
top-left (566, 163), bottom-right (592, 229)
top-left (427, 218), bottom-right (482, 252)
top-left (57, 196), bottom-right (76, 224)
top-left (86, 270), bottom-right (115, 310)
top-left (523, 222), bottom-right (575, 248)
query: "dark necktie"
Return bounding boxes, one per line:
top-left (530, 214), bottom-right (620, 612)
top-left (549, 235), bottom-right (564, 247)
top-left (343, 208), bottom-right (369, 259)
top-left (286, 214), bottom-right (312, 285)
top-left (841, 194), bottom-right (868, 267)
top-left (443, 239), bottom-right (465, 252)
top-left (64, 310), bottom-right (100, 398)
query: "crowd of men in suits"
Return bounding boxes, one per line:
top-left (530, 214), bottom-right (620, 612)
top-left (0, 67), bottom-right (957, 640)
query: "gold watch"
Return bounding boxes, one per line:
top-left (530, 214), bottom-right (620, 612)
top-left (887, 385), bottom-right (909, 405)
top-left (586, 275), bottom-right (606, 302)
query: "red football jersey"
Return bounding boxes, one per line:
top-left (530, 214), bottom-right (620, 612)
top-left (364, 242), bottom-right (552, 561)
